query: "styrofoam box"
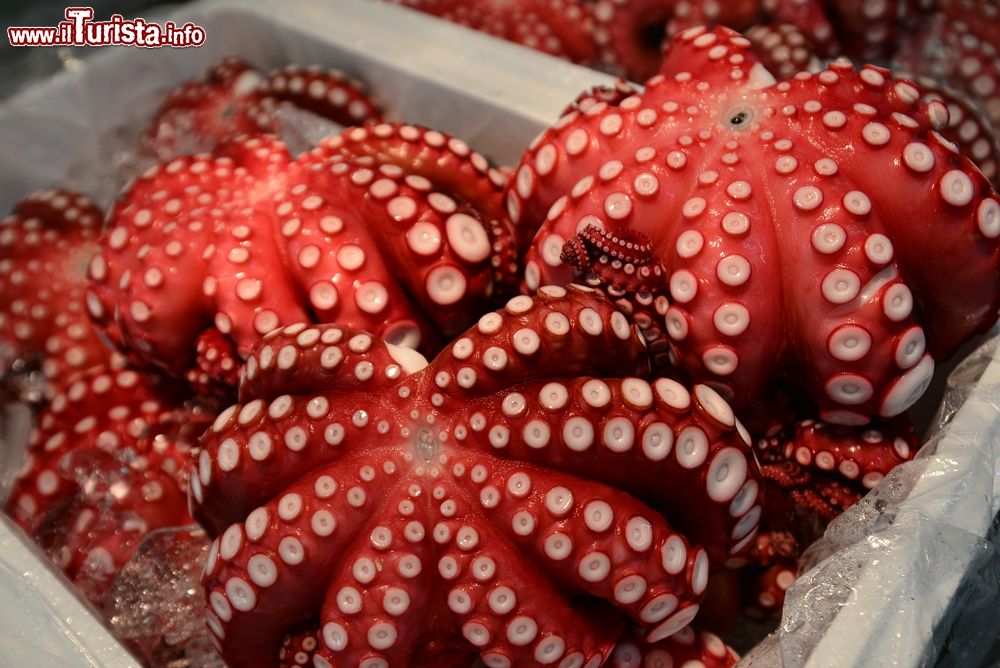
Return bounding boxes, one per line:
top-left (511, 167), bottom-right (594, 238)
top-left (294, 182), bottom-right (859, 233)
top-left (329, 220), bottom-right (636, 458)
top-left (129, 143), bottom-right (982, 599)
top-left (0, 1), bottom-right (997, 666)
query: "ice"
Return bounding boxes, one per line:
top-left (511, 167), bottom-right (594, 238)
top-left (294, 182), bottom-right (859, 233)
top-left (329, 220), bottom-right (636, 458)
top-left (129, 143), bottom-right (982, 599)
top-left (33, 79), bottom-right (345, 211)
top-left (269, 103), bottom-right (344, 156)
top-left (105, 526), bottom-right (223, 668)
top-left (60, 92), bottom-right (163, 211)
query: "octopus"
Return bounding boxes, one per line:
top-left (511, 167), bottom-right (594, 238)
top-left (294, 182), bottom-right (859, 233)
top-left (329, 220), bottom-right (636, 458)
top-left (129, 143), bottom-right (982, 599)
top-left (87, 124), bottom-right (517, 393)
top-left (0, 189), bottom-right (112, 398)
top-left (506, 26), bottom-right (1000, 425)
top-left (190, 285), bottom-right (761, 666)
top-left (144, 57), bottom-right (383, 160)
top-left (5, 362), bottom-right (203, 604)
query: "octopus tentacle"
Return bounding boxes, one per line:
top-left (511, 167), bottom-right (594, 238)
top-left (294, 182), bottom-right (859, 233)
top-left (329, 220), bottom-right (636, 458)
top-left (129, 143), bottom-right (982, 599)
top-left (143, 58), bottom-right (382, 160)
top-left (0, 189), bottom-right (110, 394)
top-left (823, 0), bottom-right (919, 60)
top-left (745, 23), bottom-right (822, 80)
top-left (249, 64), bottom-right (382, 132)
top-left (6, 363), bottom-right (197, 601)
top-left (89, 150), bottom-right (249, 374)
top-left (766, 0), bottom-right (837, 56)
top-left (763, 416), bottom-right (919, 489)
top-left (238, 324), bottom-right (427, 401)
top-left (278, 627), bottom-right (322, 668)
top-left (611, 624), bottom-right (740, 668)
top-left (912, 78), bottom-right (1000, 187)
top-left (193, 399), bottom-right (397, 534)
top-left (191, 328), bottom-right (241, 393)
top-left (306, 123), bottom-right (509, 226)
top-left (309, 123), bottom-right (518, 296)
top-left (447, 456), bottom-right (706, 637)
top-left (427, 524), bottom-right (622, 667)
top-left (781, 61), bottom-right (995, 361)
top-left (427, 285), bottom-right (649, 398)
top-left (388, 0), bottom-right (598, 65)
top-left (562, 79), bottom-right (642, 117)
top-left (744, 557), bottom-right (799, 617)
top-left (7, 364), bottom-right (190, 531)
top-left (304, 157), bottom-right (506, 339)
top-left (280, 160), bottom-right (441, 351)
top-left (452, 376), bottom-right (757, 563)
top-left (203, 460), bottom-right (407, 667)
top-left (313, 489), bottom-right (439, 667)
top-left (744, 413), bottom-right (920, 616)
top-left (591, 0), bottom-right (691, 81)
top-left (560, 226), bottom-right (670, 366)
top-left (143, 57), bottom-right (264, 159)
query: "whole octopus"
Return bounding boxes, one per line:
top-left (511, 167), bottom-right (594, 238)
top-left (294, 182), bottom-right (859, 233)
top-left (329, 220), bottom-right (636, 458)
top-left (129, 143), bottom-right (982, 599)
top-left (508, 25), bottom-right (999, 426)
top-left (0, 5), bottom-right (996, 668)
top-left (193, 286), bottom-right (758, 666)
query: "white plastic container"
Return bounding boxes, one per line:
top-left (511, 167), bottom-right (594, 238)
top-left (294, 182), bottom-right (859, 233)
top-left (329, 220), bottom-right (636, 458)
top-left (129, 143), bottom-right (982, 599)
top-left (0, 1), bottom-right (997, 666)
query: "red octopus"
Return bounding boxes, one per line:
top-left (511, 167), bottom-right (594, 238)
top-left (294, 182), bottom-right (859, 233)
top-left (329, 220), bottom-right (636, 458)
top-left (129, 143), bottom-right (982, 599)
top-left (382, 0), bottom-right (948, 86)
top-left (895, 0), bottom-right (1000, 124)
top-left (741, 415), bottom-right (920, 615)
top-left (88, 124), bottom-right (516, 392)
top-left (593, 0), bottom-right (837, 81)
top-left (508, 26), bottom-right (1000, 425)
top-left (893, 0), bottom-right (1000, 184)
top-left (610, 625), bottom-right (740, 667)
top-left (386, 0), bottom-right (598, 64)
top-left (278, 621), bottom-right (742, 668)
top-left (0, 189), bottom-right (112, 397)
top-left (5, 362), bottom-right (204, 603)
top-left (744, 23), bottom-right (822, 80)
top-left (144, 57), bottom-right (383, 160)
top-left (190, 286), bottom-right (760, 666)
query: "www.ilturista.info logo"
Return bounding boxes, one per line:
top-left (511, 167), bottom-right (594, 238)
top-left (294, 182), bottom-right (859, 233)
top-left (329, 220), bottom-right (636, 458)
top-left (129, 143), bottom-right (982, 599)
top-left (7, 7), bottom-right (206, 48)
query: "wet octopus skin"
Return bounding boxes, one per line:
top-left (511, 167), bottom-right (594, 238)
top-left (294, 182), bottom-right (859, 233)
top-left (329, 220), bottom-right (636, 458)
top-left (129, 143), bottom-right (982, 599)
top-left (386, 0), bottom-right (598, 64)
top-left (277, 622), bottom-right (741, 668)
top-left (508, 25), bottom-right (1000, 425)
top-left (591, 0), bottom-right (837, 82)
top-left (88, 124), bottom-right (516, 392)
top-left (819, 0), bottom-right (929, 62)
top-left (745, 22), bottom-right (823, 80)
top-left (919, 81), bottom-right (1000, 188)
top-left (610, 624), bottom-right (740, 668)
top-left (145, 57), bottom-right (383, 160)
top-left (190, 285), bottom-right (761, 667)
top-left (5, 362), bottom-right (200, 601)
top-left (753, 415), bottom-right (920, 550)
top-left (0, 189), bottom-right (112, 395)
top-left (742, 555), bottom-right (798, 617)
top-left (739, 414), bottom-right (920, 615)
top-left (893, 0), bottom-right (1000, 182)
top-left (895, 0), bottom-right (1000, 117)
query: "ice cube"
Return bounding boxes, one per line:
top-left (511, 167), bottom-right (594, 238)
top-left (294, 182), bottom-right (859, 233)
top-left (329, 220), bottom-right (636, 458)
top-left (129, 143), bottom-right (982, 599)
top-left (105, 526), bottom-right (223, 667)
top-left (269, 103), bottom-right (344, 155)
